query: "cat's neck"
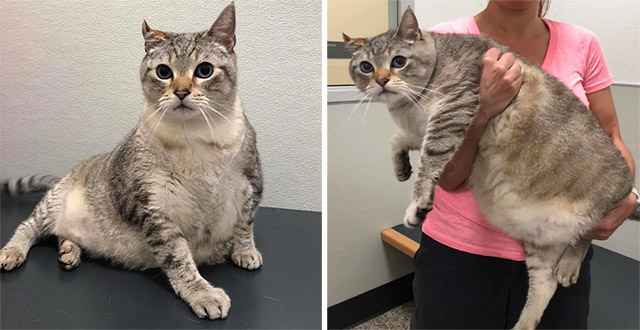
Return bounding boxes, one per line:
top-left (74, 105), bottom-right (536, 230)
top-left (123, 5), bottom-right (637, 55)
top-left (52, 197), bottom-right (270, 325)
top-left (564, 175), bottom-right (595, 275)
top-left (140, 95), bottom-right (246, 150)
top-left (386, 33), bottom-right (489, 136)
top-left (429, 32), bottom-right (488, 89)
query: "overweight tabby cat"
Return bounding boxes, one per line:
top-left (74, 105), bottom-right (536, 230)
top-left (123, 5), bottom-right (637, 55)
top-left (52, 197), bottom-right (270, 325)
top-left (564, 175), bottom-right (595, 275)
top-left (344, 8), bottom-right (632, 330)
top-left (0, 3), bottom-right (262, 320)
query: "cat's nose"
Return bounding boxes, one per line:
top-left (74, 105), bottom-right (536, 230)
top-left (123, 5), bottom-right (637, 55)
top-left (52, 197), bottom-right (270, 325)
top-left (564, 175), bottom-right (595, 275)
top-left (174, 89), bottom-right (191, 100)
top-left (376, 77), bottom-right (390, 87)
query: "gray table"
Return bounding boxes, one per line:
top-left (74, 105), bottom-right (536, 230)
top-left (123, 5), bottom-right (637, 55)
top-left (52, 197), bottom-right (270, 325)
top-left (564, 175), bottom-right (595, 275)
top-left (1, 192), bottom-right (321, 329)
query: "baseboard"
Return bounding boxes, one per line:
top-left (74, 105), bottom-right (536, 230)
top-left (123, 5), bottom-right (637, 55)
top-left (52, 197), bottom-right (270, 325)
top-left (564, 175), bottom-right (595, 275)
top-left (328, 273), bottom-right (414, 329)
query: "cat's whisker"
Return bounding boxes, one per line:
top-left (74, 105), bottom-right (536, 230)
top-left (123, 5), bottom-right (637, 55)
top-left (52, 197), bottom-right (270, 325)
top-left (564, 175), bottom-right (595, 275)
top-left (144, 103), bottom-right (167, 124)
top-left (360, 97), bottom-right (374, 126)
top-left (197, 108), bottom-right (217, 143)
top-left (190, 98), bottom-right (225, 118)
top-left (402, 83), bottom-right (445, 97)
top-left (194, 95), bottom-right (229, 110)
top-left (394, 85), bottom-right (422, 104)
top-left (394, 87), bottom-right (430, 113)
top-left (349, 93), bottom-right (372, 121)
top-left (149, 107), bottom-right (169, 138)
top-left (200, 103), bottom-right (231, 123)
top-left (200, 105), bottom-right (230, 123)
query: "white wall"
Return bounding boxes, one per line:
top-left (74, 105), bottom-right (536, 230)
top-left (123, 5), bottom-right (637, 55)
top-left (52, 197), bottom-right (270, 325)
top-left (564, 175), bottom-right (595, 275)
top-left (0, 0), bottom-right (321, 212)
top-left (328, 101), bottom-right (416, 305)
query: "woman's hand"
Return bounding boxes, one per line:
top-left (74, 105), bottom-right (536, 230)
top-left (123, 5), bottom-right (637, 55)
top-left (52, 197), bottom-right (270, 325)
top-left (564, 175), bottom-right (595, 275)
top-left (586, 193), bottom-right (636, 240)
top-left (437, 48), bottom-right (523, 191)
top-left (478, 48), bottom-right (523, 121)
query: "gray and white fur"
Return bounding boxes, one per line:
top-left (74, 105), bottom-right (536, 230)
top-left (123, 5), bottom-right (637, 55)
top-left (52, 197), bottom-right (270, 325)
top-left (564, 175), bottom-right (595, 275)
top-left (0, 3), bottom-right (263, 320)
top-left (345, 8), bottom-right (633, 330)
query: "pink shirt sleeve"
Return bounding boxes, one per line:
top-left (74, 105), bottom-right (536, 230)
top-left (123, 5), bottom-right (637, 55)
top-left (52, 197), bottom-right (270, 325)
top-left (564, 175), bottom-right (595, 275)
top-left (582, 34), bottom-right (614, 94)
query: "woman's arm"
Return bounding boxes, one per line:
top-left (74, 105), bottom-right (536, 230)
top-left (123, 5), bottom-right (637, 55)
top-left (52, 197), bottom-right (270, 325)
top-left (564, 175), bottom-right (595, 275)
top-left (584, 87), bottom-right (636, 240)
top-left (438, 48), bottom-right (522, 191)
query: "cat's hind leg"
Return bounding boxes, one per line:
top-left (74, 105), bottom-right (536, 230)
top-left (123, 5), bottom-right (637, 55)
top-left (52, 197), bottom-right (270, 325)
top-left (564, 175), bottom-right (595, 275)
top-left (57, 238), bottom-right (82, 270)
top-left (555, 239), bottom-right (590, 287)
top-left (513, 243), bottom-right (566, 330)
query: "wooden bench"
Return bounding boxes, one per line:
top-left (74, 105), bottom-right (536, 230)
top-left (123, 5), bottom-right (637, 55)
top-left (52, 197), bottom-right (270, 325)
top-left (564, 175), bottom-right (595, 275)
top-left (381, 224), bottom-right (421, 257)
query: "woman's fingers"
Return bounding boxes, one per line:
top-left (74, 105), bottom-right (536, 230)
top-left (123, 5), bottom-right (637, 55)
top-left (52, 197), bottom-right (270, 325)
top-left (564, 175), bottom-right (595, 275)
top-left (503, 59), bottom-right (522, 88)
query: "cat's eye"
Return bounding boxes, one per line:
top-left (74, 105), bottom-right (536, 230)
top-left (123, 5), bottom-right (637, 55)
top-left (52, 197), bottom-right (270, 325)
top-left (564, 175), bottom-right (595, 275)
top-left (391, 56), bottom-right (407, 69)
top-left (195, 62), bottom-right (214, 79)
top-left (359, 61), bottom-right (374, 74)
top-left (156, 64), bottom-right (173, 80)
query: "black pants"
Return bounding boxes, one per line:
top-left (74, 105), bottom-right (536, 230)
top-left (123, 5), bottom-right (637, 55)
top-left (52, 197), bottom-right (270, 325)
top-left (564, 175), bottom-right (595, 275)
top-left (412, 233), bottom-right (592, 329)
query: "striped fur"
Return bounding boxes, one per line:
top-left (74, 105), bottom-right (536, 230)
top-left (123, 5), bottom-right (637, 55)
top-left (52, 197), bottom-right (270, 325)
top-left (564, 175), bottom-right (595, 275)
top-left (347, 8), bottom-right (634, 330)
top-left (0, 3), bottom-right (263, 321)
top-left (2, 175), bottom-right (61, 196)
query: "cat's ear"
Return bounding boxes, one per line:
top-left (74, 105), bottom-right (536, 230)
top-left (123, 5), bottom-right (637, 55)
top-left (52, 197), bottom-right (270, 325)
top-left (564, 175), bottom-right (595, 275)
top-left (396, 7), bottom-right (422, 43)
top-left (207, 2), bottom-right (236, 51)
top-left (342, 33), bottom-right (367, 51)
top-left (142, 20), bottom-right (167, 53)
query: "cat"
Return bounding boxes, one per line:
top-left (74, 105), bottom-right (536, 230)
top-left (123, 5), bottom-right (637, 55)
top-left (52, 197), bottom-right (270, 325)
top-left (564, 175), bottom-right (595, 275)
top-left (0, 3), bottom-right (263, 320)
top-left (344, 8), bottom-right (633, 330)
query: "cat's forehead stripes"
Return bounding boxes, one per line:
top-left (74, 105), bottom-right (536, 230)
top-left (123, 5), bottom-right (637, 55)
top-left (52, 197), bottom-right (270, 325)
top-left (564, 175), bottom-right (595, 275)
top-left (367, 32), bottom-right (394, 55)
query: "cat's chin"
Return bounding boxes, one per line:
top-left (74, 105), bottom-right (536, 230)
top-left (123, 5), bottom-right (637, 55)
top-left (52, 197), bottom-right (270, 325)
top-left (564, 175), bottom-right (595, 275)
top-left (378, 91), bottom-right (402, 103)
top-left (164, 106), bottom-right (202, 121)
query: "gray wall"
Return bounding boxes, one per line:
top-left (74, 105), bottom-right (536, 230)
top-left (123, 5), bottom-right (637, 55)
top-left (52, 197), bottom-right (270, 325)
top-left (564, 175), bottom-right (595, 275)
top-left (0, 0), bottom-right (321, 212)
top-left (328, 85), bottom-right (639, 305)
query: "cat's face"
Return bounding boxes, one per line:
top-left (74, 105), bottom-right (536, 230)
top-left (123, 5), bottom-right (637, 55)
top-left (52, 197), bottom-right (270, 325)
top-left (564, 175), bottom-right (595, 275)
top-left (345, 8), bottom-right (436, 104)
top-left (140, 3), bottom-right (237, 122)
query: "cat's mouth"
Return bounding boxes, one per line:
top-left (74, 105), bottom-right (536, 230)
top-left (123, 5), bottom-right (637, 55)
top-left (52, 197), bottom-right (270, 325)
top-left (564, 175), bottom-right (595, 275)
top-left (175, 105), bottom-right (194, 112)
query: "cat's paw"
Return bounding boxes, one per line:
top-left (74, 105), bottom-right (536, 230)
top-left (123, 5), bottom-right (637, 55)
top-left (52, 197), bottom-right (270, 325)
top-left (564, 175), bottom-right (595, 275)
top-left (555, 254), bottom-right (582, 287)
top-left (58, 240), bottom-right (82, 270)
top-left (186, 285), bottom-right (231, 320)
top-left (0, 246), bottom-right (26, 271)
top-left (395, 168), bottom-right (412, 182)
top-left (403, 200), bottom-right (430, 228)
top-left (231, 247), bottom-right (263, 270)
top-left (393, 152), bottom-right (412, 182)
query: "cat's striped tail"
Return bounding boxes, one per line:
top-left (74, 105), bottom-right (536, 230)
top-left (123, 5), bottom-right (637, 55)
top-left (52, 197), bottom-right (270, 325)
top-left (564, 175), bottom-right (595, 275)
top-left (1, 175), bottom-right (61, 196)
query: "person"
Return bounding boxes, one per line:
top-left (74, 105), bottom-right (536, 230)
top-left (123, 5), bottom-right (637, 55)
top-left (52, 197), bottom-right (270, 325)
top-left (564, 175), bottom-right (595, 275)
top-left (411, 1), bottom-right (637, 328)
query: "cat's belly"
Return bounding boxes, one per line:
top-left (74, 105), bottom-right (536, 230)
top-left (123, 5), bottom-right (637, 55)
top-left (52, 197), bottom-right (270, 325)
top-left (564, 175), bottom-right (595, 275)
top-left (54, 186), bottom-right (158, 269)
top-left (469, 155), bottom-right (592, 246)
top-left (53, 179), bottom-right (241, 269)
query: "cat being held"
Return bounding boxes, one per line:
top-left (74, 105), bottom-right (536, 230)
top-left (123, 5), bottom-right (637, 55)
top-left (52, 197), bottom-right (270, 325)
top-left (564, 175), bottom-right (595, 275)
top-left (345, 8), bottom-right (632, 330)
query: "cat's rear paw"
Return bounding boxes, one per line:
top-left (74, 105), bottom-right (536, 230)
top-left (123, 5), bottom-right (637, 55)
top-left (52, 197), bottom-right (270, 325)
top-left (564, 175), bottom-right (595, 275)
top-left (555, 255), bottom-right (582, 287)
top-left (0, 246), bottom-right (26, 271)
top-left (231, 247), bottom-right (263, 270)
top-left (58, 240), bottom-right (82, 270)
top-left (186, 285), bottom-right (231, 320)
top-left (403, 200), bottom-right (430, 228)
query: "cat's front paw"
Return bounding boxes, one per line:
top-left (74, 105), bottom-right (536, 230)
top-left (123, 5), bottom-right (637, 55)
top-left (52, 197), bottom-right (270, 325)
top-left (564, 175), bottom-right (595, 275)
top-left (185, 284), bottom-right (231, 320)
top-left (393, 151), bottom-right (412, 182)
top-left (403, 200), bottom-right (430, 228)
top-left (0, 246), bottom-right (26, 271)
top-left (395, 167), bottom-right (412, 182)
top-left (231, 247), bottom-right (263, 270)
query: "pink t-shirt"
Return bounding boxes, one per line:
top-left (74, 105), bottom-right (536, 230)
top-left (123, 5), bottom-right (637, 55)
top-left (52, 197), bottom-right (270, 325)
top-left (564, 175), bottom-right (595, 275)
top-left (424, 17), bottom-right (614, 261)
